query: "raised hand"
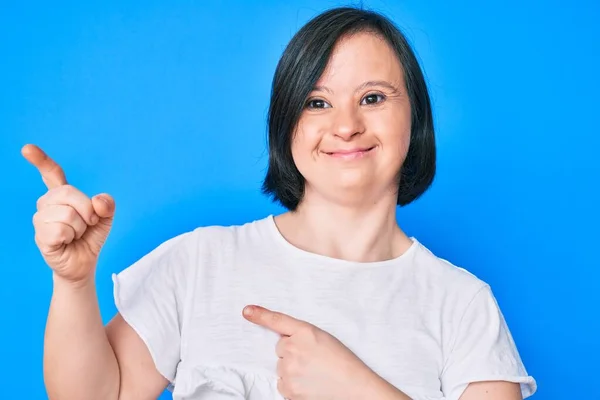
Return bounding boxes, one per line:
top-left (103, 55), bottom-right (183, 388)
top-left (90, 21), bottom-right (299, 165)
top-left (22, 144), bottom-right (116, 284)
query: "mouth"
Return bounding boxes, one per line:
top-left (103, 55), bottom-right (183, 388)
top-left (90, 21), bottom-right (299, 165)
top-left (323, 146), bottom-right (376, 159)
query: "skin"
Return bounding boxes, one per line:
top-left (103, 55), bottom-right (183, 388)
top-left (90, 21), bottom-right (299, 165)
top-left (24, 31), bottom-right (522, 400)
top-left (276, 31), bottom-right (414, 264)
top-left (23, 143), bottom-right (166, 400)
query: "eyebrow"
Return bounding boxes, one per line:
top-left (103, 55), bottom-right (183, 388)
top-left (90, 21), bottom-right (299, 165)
top-left (312, 80), bottom-right (400, 95)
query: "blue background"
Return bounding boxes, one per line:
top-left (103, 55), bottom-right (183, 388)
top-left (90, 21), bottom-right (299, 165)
top-left (1, 1), bottom-right (598, 399)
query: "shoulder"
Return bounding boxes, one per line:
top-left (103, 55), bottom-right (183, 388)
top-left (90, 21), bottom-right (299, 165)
top-left (134, 216), bottom-right (273, 275)
top-left (185, 215), bottom-right (272, 252)
top-left (152, 215), bottom-right (271, 251)
top-left (410, 239), bottom-right (490, 302)
top-left (113, 216), bottom-right (273, 298)
top-left (117, 215), bottom-right (272, 274)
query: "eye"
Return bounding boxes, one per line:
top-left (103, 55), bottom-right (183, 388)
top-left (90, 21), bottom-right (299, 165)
top-left (305, 98), bottom-right (332, 109)
top-left (361, 93), bottom-right (386, 105)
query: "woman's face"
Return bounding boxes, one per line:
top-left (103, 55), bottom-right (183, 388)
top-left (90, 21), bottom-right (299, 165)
top-left (292, 31), bottom-right (411, 205)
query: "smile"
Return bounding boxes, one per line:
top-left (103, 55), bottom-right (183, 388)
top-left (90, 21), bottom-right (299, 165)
top-left (324, 146), bottom-right (376, 160)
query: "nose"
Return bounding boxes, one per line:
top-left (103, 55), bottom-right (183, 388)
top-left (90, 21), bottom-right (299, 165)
top-left (332, 106), bottom-right (365, 140)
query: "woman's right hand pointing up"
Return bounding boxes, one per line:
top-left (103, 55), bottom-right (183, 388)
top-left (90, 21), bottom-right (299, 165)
top-left (22, 144), bottom-right (116, 284)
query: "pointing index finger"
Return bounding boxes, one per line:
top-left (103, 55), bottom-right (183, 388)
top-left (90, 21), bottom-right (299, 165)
top-left (242, 305), bottom-right (307, 336)
top-left (21, 144), bottom-right (68, 189)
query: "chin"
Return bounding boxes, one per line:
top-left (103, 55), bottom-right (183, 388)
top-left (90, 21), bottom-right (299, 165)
top-left (322, 177), bottom-right (374, 196)
top-left (335, 178), bottom-right (370, 190)
top-left (338, 169), bottom-right (375, 186)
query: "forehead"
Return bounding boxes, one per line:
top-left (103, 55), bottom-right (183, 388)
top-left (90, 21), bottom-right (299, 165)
top-left (316, 31), bottom-right (404, 87)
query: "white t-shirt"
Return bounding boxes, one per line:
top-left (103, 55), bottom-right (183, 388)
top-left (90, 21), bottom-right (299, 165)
top-left (112, 215), bottom-right (536, 400)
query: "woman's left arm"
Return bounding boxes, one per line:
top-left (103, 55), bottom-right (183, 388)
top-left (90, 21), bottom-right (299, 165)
top-left (242, 305), bottom-right (528, 400)
top-left (242, 305), bottom-right (413, 400)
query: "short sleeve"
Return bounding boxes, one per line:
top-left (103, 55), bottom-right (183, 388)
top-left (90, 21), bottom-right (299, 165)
top-left (441, 285), bottom-right (537, 400)
top-left (112, 232), bottom-right (192, 384)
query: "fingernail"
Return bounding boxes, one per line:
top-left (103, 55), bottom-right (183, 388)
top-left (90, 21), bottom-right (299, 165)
top-left (91, 214), bottom-right (99, 224)
top-left (243, 306), bottom-right (254, 317)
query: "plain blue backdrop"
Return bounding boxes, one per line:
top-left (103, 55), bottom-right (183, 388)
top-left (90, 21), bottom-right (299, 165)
top-left (1, 0), bottom-right (598, 399)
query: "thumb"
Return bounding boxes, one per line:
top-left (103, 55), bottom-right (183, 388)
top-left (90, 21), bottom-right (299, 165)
top-left (91, 193), bottom-right (115, 219)
top-left (82, 193), bottom-right (116, 255)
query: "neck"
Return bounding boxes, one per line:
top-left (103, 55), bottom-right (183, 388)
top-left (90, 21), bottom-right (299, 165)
top-left (275, 190), bottom-right (412, 263)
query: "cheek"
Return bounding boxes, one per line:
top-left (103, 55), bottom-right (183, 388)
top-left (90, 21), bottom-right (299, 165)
top-left (290, 130), bottom-right (311, 176)
top-left (369, 112), bottom-right (411, 154)
top-left (398, 128), bottom-right (411, 154)
top-left (291, 121), bottom-right (322, 161)
top-left (396, 130), bottom-right (412, 167)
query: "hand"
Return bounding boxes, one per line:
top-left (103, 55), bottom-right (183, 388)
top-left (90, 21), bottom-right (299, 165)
top-left (242, 305), bottom-right (376, 400)
top-left (22, 144), bottom-right (115, 284)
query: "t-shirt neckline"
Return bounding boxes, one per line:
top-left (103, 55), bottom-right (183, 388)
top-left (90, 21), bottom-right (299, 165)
top-left (261, 214), bottom-right (419, 269)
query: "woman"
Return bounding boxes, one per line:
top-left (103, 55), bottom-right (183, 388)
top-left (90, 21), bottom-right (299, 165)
top-left (25, 6), bottom-right (536, 400)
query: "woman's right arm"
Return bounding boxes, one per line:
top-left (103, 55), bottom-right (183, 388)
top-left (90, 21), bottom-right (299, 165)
top-left (23, 144), bottom-right (168, 400)
top-left (45, 276), bottom-right (169, 400)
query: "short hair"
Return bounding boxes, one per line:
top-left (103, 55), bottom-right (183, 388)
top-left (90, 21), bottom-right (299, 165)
top-left (261, 6), bottom-right (436, 211)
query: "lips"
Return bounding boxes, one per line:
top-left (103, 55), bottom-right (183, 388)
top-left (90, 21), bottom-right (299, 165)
top-left (324, 146), bottom-right (376, 156)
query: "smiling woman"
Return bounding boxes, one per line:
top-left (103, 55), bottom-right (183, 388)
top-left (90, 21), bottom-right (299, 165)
top-left (27, 5), bottom-right (536, 400)
top-left (263, 10), bottom-right (434, 211)
top-left (285, 32), bottom-right (414, 206)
